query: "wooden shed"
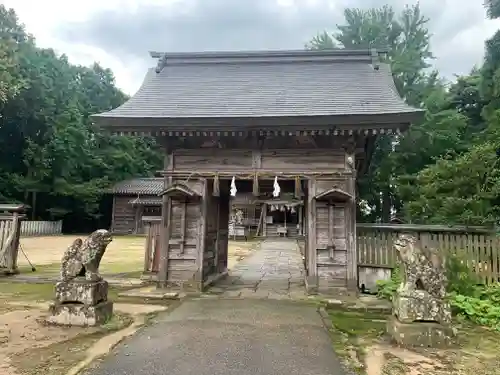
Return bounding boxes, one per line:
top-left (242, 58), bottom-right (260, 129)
top-left (111, 178), bottom-right (163, 234)
top-left (93, 49), bottom-right (423, 293)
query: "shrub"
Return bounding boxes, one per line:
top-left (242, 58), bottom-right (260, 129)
top-left (376, 266), bottom-right (401, 301)
top-left (450, 284), bottom-right (500, 330)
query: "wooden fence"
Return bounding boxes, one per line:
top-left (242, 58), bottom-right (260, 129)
top-left (20, 220), bottom-right (63, 237)
top-left (356, 223), bottom-right (500, 290)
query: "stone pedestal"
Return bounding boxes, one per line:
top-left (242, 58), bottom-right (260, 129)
top-left (392, 291), bottom-right (452, 325)
top-left (47, 279), bottom-right (113, 326)
top-left (388, 290), bottom-right (455, 348)
top-left (55, 280), bottom-right (108, 305)
top-left (387, 316), bottom-right (456, 348)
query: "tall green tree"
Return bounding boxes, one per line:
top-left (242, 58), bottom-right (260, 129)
top-left (0, 6), bottom-right (28, 106)
top-left (400, 0), bottom-right (500, 226)
top-left (0, 5), bottom-right (162, 224)
top-left (307, 4), bottom-right (435, 221)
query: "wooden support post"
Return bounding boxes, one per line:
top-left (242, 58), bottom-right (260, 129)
top-left (298, 205), bottom-right (303, 236)
top-left (158, 150), bottom-right (173, 287)
top-left (262, 203), bottom-right (267, 237)
top-left (306, 178), bottom-right (318, 292)
top-left (252, 173), bottom-right (259, 197)
top-left (346, 172), bottom-right (358, 291)
top-left (214, 196), bottom-right (221, 272)
top-left (180, 200), bottom-right (187, 254)
top-left (197, 179), bottom-right (208, 288)
top-left (134, 205), bottom-right (142, 234)
top-left (252, 150), bottom-right (261, 197)
top-left (328, 203), bottom-right (334, 259)
top-left (213, 174), bottom-right (220, 197)
top-left (143, 222), bottom-right (152, 272)
top-left (294, 177), bottom-right (302, 199)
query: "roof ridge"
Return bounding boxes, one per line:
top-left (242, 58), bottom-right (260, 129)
top-left (152, 48), bottom-right (388, 73)
top-left (150, 48), bottom-right (388, 59)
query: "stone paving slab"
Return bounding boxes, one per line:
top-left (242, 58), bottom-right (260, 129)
top-left (209, 239), bottom-right (307, 300)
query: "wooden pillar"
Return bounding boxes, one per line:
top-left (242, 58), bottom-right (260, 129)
top-left (298, 204), bottom-right (303, 236)
top-left (196, 178), bottom-right (208, 287)
top-left (214, 196), bottom-right (221, 272)
top-left (262, 203), bottom-right (267, 237)
top-left (306, 178), bottom-right (317, 292)
top-left (158, 150), bottom-right (173, 287)
top-left (344, 140), bottom-right (358, 291)
top-left (179, 201), bottom-right (187, 254)
top-left (111, 195), bottom-right (117, 232)
top-left (143, 221), bottom-right (152, 273)
top-left (134, 205), bottom-right (143, 234)
top-left (346, 172), bottom-right (358, 291)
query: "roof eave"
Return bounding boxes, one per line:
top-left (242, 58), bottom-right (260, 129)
top-left (92, 110), bottom-right (424, 131)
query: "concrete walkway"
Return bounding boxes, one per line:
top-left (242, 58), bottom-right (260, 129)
top-left (83, 298), bottom-right (347, 375)
top-left (208, 238), bottom-right (307, 299)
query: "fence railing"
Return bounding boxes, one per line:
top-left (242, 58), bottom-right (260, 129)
top-left (20, 220), bottom-right (63, 237)
top-left (356, 223), bottom-right (500, 288)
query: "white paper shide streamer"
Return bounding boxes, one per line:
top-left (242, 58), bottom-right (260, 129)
top-left (272, 176), bottom-right (281, 197)
top-left (230, 176), bottom-right (237, 197)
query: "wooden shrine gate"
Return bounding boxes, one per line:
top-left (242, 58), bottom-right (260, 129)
top-left (92, 49), bottom-right (422, 292)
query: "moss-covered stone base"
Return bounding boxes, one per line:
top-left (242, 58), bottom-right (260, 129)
top-left (47, 300), bottom-right (113, 326)
top-left (386, 316), bottom-right (456, 348)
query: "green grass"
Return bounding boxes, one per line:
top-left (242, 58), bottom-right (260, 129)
top-left (328, 310), bottom-right (387, 374)
top-left (327, 310), bottom-right (500, 375)
top-left (17, 262), bottom-right (145, 278)
top-left (0, 281), bottom-right (129, 301)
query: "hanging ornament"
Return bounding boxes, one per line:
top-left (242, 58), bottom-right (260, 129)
top-left (230, 176), bottom-right (237, 197)
top-left (280, 205), bottom-right (285, 212)
top-left (290, 206), bottom-right (296, 214)
top-left (273, 176), bottom-right (281, 197)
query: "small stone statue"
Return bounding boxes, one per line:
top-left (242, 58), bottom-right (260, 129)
top-left (393, 233), bottom-right (447, 300)
top-left (46, 229), bottom-right (114, 327)
top-left (60, 229), bottom-right (113, 282)
top-left (387, 233), bottom-right (455, 347)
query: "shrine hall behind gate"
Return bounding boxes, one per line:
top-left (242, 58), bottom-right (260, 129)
top-left (92, 49), bottom-right (422, 293)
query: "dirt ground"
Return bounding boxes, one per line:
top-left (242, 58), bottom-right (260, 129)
top-left (0, 301), bottom-right (168, 375)
top-left (329, 310), bottom-right (500, 375)
top-left (17, 235), bottom-right (257, 276)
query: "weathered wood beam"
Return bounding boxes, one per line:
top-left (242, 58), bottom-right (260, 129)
top-left (214, 197), bottom-right (221, 272)
top-left (345, 174), bottom-right (357, 291)
top-left (252, 173), bottom-right (259, 196)
top-left (306, 178), bottom-right (317, 291)
top-left (294, 176), bottom-right (302, 199)
top-left (213, 174), bottom-right (220, 197)
top-left (143, 222), bottom-right (153, 273)
top-left (159, 170), bottom-right (354, 179)
top-left (179, 200), bottom-right (187, 254)
top-left (196, 179), bottom-right (208, 287)
top-left (262, 203), bottom-right (267, 237)
top-left (158, 148), bottom-right (174, 286)
top-left (328, 203), bottom-right (334, 254)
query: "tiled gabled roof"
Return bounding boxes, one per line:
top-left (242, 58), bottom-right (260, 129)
top-left (92, 49), bottom-right (422, 122)
top-left (112, 178), bottom-right (163, 195)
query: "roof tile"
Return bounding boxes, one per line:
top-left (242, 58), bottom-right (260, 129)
top-left (93, 49), bottom-right (420, 120)
top-left (112, 178), bottom-right (163, 195)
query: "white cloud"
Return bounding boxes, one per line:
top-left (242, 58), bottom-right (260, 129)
top-left (3, 0), bottom-right (500, 95)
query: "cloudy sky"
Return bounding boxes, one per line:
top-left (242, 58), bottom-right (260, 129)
top-left (3, 0), bottom-right (500, 95)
